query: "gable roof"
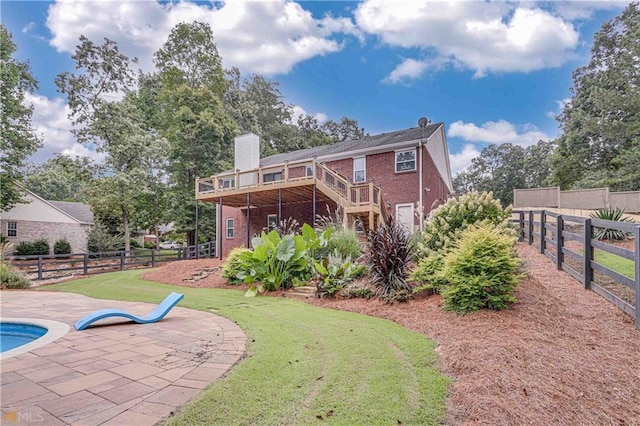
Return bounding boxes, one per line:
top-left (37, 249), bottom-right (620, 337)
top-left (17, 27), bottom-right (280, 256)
top-left (259, 122), bottom-right (443, 168)
top-left (48, 201), bottom-right (94, 224)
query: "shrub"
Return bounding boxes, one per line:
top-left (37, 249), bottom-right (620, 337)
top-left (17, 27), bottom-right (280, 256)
top-left (129, 239), bottom-right (141, 248)
top-left (382, 289), bottom-right (411, 303)
top-left (54, 238), bottom-right (72, 255)
top-left (314, 250), bottom-right (367, 297)
top-left (144, 241), bottom-right (156, 249)
top-left (0, 263), bottom-right (31, 289)
top-left (441, 224), bottom-right (523, 313)
top-left (242, 230), bottom-right (310, 293)
top-left (32, 238), bottom-right (50, 255)
top-left (366, 216), bottom-right (414, 298)
top-left (410, 252), bottom-right (447, 295)
top-left (222, 247), bottom-right (251, 285)
top-left (342, 285), bottom-right (375, 300)
top-left (14, 241), bottom-right (36, 256)
top-left (320, 227), bottom-right (362, 261)
top-left (87, 222), bottom-right (122, 254)
top-left (590, 207), bottom-right (636, 241)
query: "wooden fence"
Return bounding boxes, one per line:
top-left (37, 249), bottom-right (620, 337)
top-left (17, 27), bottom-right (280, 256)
top-left (513, 187), bottom-right (640, 213)
top-left (514, 210), bottom-right (640, 330)
top-left (9, 242), bottom-right (215, 282)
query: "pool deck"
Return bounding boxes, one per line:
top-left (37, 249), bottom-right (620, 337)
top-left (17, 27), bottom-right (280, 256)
top-left (0, 291), bottom-right (246, 425)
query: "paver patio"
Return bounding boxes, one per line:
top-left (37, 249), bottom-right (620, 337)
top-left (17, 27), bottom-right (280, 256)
top-left (0, 291), bottom-right (246, 425)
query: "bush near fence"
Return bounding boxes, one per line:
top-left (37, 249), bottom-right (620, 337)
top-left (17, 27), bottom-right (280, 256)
top-left (514, 210), bottom-right (640, 330)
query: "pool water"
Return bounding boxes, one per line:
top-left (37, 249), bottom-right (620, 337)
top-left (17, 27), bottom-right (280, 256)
top-left (0, 322), bottom-right (48, 353)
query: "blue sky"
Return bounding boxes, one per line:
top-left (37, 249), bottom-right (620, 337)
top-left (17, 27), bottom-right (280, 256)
top-left (1, 0), bottom-right (629, 174)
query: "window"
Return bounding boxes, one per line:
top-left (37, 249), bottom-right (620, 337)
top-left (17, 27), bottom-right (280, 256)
top-left (353, 157), bottom-right (366, 183)
top-left (7, 222), bottom-right (17, 237)
top-left (219, 178), bottom-right (235, 189)
top-left (226, 218), bottom-right (234, 239)
top-left (263, 172), bottom-right (283, 183)
top-left (395, 150), bottom-right (416, 172)
top-left (306, 165), bottom-right (314, 177)
top-left (267, 214), bottom-right (278, 231)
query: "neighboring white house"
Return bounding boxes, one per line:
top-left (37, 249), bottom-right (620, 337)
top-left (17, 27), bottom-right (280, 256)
top-left (0, 189), bottom-right (94, 254)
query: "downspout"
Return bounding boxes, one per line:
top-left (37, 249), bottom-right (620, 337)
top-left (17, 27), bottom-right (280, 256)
top-left (419, 138), bottom-right (424, 232)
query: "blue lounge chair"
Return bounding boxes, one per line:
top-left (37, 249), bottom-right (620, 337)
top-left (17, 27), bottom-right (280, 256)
top-left (75, 292), bottom-right (184, 330)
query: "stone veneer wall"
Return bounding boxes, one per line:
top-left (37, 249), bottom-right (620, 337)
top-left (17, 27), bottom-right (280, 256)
top-left (1, 219), bottom-right (91, 254)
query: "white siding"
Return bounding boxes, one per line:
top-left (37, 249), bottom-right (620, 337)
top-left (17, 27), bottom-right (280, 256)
top-left (0, 194), bottom-right (77, 224)
top-left (234, 133), bottom-right (260, 172)
top-left (426, 129), bottom-right (453, 192)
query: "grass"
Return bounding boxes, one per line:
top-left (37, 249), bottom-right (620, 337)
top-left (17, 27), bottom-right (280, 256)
top-left (594, 250), bottom-right (635, 279)
top-left (46, 271), bottom-right (450, 425)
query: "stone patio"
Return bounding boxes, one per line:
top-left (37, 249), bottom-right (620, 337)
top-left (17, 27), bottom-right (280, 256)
top-left (0, 291), bottom-right (246, 425)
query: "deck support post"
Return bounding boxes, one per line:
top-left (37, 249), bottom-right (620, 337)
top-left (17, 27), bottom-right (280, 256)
top-left (246, 193), bottom-right (251, 248)
top-left (312, 185), bottom-right (317, 226)
top-left (278, 188), bottom-right (282, 225)
top-left (218, 197), bottom-right (223, 260)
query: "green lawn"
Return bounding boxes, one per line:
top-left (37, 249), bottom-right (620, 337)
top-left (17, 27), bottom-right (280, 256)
top-left (46, 271), bottom-right (450, 425)
top-left (594, 250), bottom-right (635, 279)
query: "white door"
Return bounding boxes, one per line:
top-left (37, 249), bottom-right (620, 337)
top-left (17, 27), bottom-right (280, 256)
top-left (395, 203), bottom-right (414, 233)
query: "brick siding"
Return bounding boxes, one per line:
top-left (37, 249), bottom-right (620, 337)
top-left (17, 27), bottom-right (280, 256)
top-left (1, 219), bottom-right (91, 254)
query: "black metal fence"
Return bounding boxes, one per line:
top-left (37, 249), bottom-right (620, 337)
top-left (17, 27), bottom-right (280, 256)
top-left (514, 210), bottom-right (640, 330)
top-left (8, 242), bottom-right (215, 282)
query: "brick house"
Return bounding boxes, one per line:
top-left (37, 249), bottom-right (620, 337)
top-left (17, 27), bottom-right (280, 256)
top-left (0, 189), bottom-right (94, 254)
top-left (196, 122), bottom-right (453, 258)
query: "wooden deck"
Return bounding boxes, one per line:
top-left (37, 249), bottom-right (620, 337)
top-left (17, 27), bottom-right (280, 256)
top-left (196, 160), bottom-right (389, 229)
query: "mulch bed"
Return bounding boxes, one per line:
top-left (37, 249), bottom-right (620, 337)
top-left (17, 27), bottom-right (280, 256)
top-left (141, 243), bottom-right (640, 425)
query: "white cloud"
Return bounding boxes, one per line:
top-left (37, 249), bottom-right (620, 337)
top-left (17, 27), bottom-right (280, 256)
top-left (545, 97), bottom-right (571, 119)
top-left (448, 120), bottom-right (550, 147)
top-left (21, 22), bottom-right (36, 34)
top-left (449, 143), bottom-right (480, 174)
top-left (551, 1), bottom-right (629, 20)
top-left (24, 93), bottom-right (104, 164)
top-left (291, 105), bottom-right (328, 124)
top-left (46, 0), bottom-right (359, 75)
top-left (382, 58), bottom-right (429, 84)
top-left (356, 1), bottom-right (580, 80)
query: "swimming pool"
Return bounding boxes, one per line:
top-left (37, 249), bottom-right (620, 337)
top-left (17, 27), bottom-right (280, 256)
top-left (0, 318), bottom-right (70, 359)
top-left (0, 322), bottom-right (48, 352)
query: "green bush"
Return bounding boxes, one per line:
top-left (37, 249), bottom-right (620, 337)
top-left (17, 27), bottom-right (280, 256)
top-left (14, 241), bottom-right (36, 256)
top-left (441, 225), bottom-right (523, 313)
top-left (32, 238), bottom-right (50, 255)
top-left (314, 250), bottom-right (367, 297)
top-left (320, 227), bottom-right (362, 261)
top-left (144, 241), bottom-right (156, 249)
top-left (129, 239), bottom-right (141, 249)
top-left (0, 264), bottom-right (31, 289)
top-left (366, 216), bottom-right (414, 298)
top-left (410, 253), bottom-right (447, 295)
top-left (222, 247), bottom-right (251, 285)
top-left (342, 285), bottom-right (375, 300)
top-left (87, 222), bottom-right (122, 254)
top-left (54, 238), bottom-right (72, 255)
top-left (590, 207), bottom-right (636, 241)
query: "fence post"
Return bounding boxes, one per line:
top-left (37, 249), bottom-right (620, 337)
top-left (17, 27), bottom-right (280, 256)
top-left (38, 256), bottom-right (43, 280)
top-left (151, 250), bottom-right (155, 268)
top-left (208, 241), bottom-right (213, 258)
top-left (539, 210), bottom-right (546, 254)
top-left (83, 253), bottom-right (88, 275)
top-left (556, 215), bottom-right (563, 271)
top-left (583, 218), bottom-right (593, 289)
top-left (528, 211), bottom-right (534, 245)
top-left (634, 226), bottom-right (640, 331)
top-left (120, 251), bottom-right (125, 271)
top-left (196, 243), bottom-right (199, 260)
top-left (519, 211), bottom-right (525, 242)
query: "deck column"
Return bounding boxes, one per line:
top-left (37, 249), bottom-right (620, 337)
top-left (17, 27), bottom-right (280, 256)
top-left (218, 197), bottom-right (223, 260)
top-left (312, 184), bottom-right (317, 225)
top-left (246, 193), bottom-right (251, 248)
top-left (278, 188), bottom-right (282, 225)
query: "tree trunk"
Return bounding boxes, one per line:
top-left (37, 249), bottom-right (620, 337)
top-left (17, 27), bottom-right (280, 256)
top-left (123, 206), bottom-right (131, 255)
top-left (187, 229), bottom-right (196, 246)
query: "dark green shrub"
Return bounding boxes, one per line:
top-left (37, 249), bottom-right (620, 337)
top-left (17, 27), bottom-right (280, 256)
top-left (590, 207), bottom-right (635, 241)
top-left (129, 239), bottom-right (141, 248)
top-left (1, 264), bottom-right (31, 289)
top-left (0, 234), bottom-right (7, 244)
top-left (144, 241), bottom-right (156, 249)
top-left (87, 223), bottom-right (122, 254)
top-left (54, 239), bottom-right (72, 255)
top-left (366, 216), bottom-right (414, 298)
top-left (342, 285), bottom-right (374, 300)
top-left (441, 224), bottom-right (523, 313)
top-left (222, 247), bottom-right (251, 285)
top-left (14, 241), bottom-right (36, 256)
top-left (32, 238), bottom-right (50, 255)
top-left (314, 250), bottom-right (367, 297)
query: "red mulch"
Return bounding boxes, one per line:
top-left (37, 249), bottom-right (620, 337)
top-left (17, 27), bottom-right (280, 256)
top-left (141, 243), bottom-right (640, 425)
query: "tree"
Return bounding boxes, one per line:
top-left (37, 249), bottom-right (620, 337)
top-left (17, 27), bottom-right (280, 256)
top-left (0, 25), bottom-right (42, 211)
top-left (320, 117), bottom-right (365, 143)
top-left (550, 3), bottom-right (640, 190)
top-left (25, 154), bottom-right (97, 202)
top-left (154, 22), bottom-right (235, 245)
top-left (57, 37), bottom-right (167, 253)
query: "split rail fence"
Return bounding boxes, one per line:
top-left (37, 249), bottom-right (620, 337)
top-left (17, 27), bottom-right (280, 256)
top-left (8, 242), bottom-right (215, 282)
top-left (514, 210), bottom-right (640, 330)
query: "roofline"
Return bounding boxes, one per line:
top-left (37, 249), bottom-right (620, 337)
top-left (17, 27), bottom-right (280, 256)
top-left (15, 185), bottom-right (90, 224)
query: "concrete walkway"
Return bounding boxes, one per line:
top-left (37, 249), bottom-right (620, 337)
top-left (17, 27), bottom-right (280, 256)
top-left (1, 291), bottom-right (246, 425)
